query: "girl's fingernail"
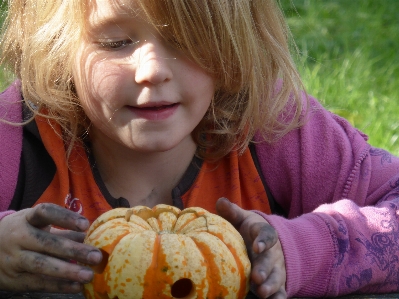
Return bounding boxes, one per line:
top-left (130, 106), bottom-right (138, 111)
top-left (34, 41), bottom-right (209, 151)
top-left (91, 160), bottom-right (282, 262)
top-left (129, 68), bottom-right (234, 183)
top-left (77, 218), bottom-right (89, 231)
top-left (258, 241), bottom-right (266, 252)
top-left (87, 250), bottom-right (102, 264)
top-left (78, 269), bottom-right (93, 283)
top-left (87, 250), bottom-right (102, 263)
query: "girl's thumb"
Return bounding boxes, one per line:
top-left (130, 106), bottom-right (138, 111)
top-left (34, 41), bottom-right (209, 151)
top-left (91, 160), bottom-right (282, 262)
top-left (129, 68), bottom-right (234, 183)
top-left (215, 197), bottom-right (246, 228)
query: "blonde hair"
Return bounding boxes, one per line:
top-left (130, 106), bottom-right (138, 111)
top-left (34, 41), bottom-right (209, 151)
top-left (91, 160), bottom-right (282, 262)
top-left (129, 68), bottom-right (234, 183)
top-left (1, 0), bottom-right (305, 160)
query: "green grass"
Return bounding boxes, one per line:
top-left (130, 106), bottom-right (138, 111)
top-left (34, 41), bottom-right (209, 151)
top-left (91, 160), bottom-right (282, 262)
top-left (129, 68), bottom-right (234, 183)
top-left (1, 1), bottom-right (398, 154)
top-left (0, 67), bottom-right (12, 89)
top-left (280, 0), bottom-right (399, 155)
top-left (0, 2), bottom-right (13, 89)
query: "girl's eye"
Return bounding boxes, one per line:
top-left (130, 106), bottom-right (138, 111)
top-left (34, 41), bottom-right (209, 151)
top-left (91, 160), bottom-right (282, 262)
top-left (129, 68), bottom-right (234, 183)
top-left (98, 39), bottom-right (135, 50)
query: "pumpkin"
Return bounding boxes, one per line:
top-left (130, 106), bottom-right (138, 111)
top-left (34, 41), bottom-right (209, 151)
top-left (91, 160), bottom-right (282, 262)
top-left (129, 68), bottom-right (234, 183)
top-left (82, 204), bottom-right (251, 299)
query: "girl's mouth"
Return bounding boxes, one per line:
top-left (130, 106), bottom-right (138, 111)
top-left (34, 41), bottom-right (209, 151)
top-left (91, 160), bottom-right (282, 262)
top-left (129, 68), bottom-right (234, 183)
top-left (128, 103), bottom-right (179, 121)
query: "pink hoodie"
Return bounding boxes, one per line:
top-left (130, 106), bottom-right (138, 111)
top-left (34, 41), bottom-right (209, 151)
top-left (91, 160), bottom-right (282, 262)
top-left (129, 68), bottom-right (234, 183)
top-left (0, 81), bottom-right (22, 214)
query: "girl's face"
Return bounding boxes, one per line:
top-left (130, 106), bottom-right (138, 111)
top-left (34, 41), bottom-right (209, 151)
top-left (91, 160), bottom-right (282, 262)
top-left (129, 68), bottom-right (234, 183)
top-left (73, 0), bottom-right (215, 154)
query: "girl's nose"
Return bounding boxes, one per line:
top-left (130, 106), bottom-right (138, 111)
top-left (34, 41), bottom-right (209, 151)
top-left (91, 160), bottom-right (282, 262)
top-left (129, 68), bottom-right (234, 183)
top-left (134, 42), bottom-right (174, 85)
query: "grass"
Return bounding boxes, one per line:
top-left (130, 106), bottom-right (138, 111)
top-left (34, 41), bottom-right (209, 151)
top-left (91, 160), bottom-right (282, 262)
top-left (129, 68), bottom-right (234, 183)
top-left (0, 2), bottom-right (13, 89)
top-left (1, 1), bottom-right (398, 153)
top-left (279, 0), bottom-right (399, 155)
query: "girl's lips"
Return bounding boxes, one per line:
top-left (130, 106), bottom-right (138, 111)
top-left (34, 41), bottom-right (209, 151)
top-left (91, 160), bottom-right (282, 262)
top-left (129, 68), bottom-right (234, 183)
top-left (128, 103), bottom-right (179, 121)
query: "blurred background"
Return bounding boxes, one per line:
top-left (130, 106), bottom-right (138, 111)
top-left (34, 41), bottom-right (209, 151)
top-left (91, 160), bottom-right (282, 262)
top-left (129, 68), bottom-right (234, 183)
top-left (280, 0), bottom-right (399, 155)
top-left (1, 1), bottom-right (398, 154)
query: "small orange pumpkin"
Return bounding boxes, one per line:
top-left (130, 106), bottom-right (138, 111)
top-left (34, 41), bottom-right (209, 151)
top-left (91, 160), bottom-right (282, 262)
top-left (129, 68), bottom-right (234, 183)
top-left (83, 204), bottom-right (250, 299)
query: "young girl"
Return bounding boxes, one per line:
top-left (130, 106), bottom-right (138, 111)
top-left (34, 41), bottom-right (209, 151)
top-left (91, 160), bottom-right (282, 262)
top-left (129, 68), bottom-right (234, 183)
top-left (1, 0), bottom-right (399, 298)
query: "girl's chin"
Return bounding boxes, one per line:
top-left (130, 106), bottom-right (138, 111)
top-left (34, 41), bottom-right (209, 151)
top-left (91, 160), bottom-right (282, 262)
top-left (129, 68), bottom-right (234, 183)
top-left (118, 140), bottom-right (181, 154)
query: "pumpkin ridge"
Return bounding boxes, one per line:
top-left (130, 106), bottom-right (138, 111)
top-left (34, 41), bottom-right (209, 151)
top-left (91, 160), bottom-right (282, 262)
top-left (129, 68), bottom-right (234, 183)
top-left (228, 246), bottom-right (248, 298)
top-left (141, 233), bottom-right (172, 298)
top-left (158, 210), bottom-right (178, 232)
top-left (172, 212), bottom-right (198, 234)
top-left (86, 208), bottom-right (127, 237)
top-left (190, 235), bottom-right (230, 298)
top-left (147, 217), bottom-right (161, 232)
top-left (173, 208), bottom-right (208, 233)
top-left (203, 220), bottom-right (250, 297)
top-left (183, 235), bottom-right (208, 298)
top-left (127, 212), bottom-right (154, 230)
top-left (179, 216), bottom-right (207, 234)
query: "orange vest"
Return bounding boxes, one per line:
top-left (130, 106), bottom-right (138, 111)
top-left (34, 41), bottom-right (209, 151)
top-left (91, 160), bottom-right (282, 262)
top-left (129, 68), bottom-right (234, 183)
top-left (34, 116), bottom-right (271, 224)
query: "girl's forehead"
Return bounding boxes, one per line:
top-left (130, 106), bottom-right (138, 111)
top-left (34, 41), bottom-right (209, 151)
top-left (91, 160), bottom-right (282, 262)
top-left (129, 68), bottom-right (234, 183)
top-left (86, 0), bottom-right (142, 25)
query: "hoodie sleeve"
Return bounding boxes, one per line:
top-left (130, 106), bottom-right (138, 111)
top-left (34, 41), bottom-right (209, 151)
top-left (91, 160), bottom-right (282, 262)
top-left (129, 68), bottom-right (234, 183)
top-left (0, 81), bottom-right (23, 212)
top-left (254, 95), bottom-right (399, 297)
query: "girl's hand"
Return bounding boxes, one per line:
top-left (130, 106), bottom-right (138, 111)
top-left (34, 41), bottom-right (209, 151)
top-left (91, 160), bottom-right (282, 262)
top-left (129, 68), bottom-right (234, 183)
top-left (216, 197), bottom-right (286, 299)
top-left (0, 203), bottom-right (102, 293)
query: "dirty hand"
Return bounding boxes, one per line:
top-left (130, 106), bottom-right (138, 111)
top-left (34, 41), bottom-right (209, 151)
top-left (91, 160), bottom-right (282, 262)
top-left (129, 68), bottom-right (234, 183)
top-left (0, 203), bottom-right (102, 293)
top-left (216, 197), bottom-right (286, 299)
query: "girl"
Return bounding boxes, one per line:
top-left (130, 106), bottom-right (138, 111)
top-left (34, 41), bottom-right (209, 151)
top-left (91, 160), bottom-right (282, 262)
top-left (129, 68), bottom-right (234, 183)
top-left (1, 0), bottom-right (399, 298)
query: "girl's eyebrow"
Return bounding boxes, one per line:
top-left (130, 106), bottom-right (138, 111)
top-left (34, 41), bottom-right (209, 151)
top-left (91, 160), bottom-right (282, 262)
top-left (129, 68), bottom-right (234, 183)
top-left (89, 12), bottom-right (135, 31)
top-left (90, 19), bottom-right (128, 30)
